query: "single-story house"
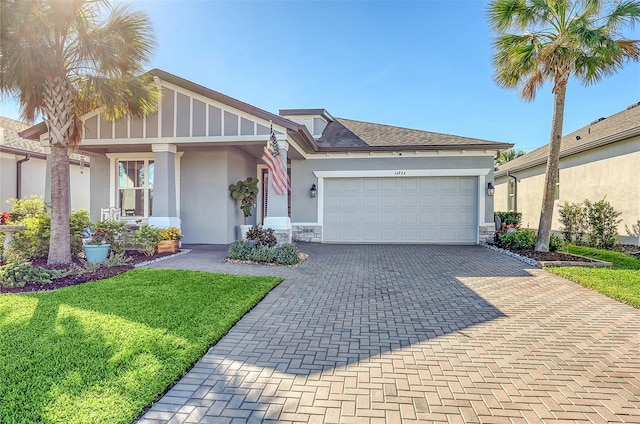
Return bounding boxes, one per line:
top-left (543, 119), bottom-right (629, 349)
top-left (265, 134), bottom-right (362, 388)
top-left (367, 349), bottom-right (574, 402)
top-left (21, 69), bottom-right (512, 245)
top-left (494, 102), bottom-right (640, 244)
top-left (0, 116), bottom-right (90, 211)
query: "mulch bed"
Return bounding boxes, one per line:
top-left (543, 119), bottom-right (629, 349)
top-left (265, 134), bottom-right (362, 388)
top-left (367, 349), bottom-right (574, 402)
top-left (1, 251), bottom-right (177, 294)
top-left (515, 250), bottom-right (597, 263)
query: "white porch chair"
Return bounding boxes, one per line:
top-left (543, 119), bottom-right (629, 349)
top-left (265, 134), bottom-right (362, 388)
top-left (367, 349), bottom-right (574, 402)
top-left (100, 207), bottom-right (121, 222)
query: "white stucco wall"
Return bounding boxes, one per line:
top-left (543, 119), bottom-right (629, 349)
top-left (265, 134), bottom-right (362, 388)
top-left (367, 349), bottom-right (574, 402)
top-left (495, 136), bottom-right (640, 243)
top-left (0, 153), bottom-right (90, 213)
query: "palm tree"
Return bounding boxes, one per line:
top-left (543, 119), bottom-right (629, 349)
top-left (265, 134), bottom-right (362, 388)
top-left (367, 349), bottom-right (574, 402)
top-left (496, 148), bottom-right (526, 165)
top-left (488, 0), bottom-right (640, 251)
top-left (0, 0), bottom-right (157, 264)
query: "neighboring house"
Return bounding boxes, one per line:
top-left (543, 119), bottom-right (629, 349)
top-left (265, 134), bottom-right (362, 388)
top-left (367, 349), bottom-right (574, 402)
top-left (0, 116), bottom-right (90, 211)
top-left (495, 102), bottom-right (640, 244)
top-left (20, 69), bottom-right (512, 245)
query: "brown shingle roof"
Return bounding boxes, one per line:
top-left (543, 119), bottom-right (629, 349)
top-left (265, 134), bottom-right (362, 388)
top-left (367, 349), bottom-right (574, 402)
top-left (0, 116), bottom-right (40, 152)
top-left (496, 103), bottom-right (640, 176)
top-left (317, 117), bottom-right (513, 151)
top-left (1, 116), bottom-right (89, 163)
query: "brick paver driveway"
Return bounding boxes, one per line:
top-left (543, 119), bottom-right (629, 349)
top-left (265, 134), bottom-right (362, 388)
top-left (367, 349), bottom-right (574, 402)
top-left (138, 244), bottom-right (640, 423)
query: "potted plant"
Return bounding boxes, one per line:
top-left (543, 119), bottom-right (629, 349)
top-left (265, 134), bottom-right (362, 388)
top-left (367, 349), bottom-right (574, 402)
top-left (228, 177), bottom-right (259, 239)
top-left (81, 227), bottom-right (111, 264)
top-left (157, 227), bottom-right (183, 254)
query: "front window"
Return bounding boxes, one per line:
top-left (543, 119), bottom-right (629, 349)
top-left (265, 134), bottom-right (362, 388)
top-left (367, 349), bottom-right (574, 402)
top-left (118, 160), bottom-right (154, 217)
top-left (507, 179), bottom-right (515, 211)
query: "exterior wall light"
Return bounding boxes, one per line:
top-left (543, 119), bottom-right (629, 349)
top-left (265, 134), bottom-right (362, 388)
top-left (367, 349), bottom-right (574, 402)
top-left (487, 182), bottom-right (495, 196)
top-left (309, 183), bottom-right (317, 197)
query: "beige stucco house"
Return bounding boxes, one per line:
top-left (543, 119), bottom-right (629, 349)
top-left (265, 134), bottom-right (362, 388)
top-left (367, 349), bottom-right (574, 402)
top-left (0, 116), bottom-right (90, 212)
top-left (494, 102), bottom-right (640, 244)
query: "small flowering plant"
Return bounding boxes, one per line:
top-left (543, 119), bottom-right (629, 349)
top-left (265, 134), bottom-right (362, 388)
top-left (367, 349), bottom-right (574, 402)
top-left (0, 212), bottom-right (11, 225)
top-left (81, 227), bottom-right (112, 245)
top-left (159, 227), bottom-right (183, 240)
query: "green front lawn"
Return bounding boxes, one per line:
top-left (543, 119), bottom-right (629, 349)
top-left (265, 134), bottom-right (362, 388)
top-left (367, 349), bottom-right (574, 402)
top-left (0, 269), bottom-right (282, 424)
top-left (548, 245), bottom-right (640, 308)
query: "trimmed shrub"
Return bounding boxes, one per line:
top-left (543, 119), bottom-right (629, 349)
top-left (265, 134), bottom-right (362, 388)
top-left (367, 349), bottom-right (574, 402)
top-left (273, 244), bottom-right (300, 265)
top-left (559, 201), bottom-right (586, 244)
top-left (584, 198), bottom-right (621, 249)
top-left (249, 246), bottom-right (276, 263)
top-left (498, 229), bottom-right (536, 250)
top-left (228, 241), bottom-right (254, 260)
top-left (495, 211), bottom-right (522, 226)
top-left (549, 234), bottom-right (563, 252)
top-left (0, 262), bottom-right (61, 288)
top-left (246, 227), bottom-right (277, 248)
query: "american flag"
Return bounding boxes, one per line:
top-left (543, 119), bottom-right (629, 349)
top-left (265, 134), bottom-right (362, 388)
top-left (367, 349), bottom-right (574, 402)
top-left (262, 128), bottom-right (289, 195)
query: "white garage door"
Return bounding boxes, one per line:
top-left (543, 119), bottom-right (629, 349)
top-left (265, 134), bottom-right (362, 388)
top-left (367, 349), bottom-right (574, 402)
top-left (323, 177), bottom-right (477, 243)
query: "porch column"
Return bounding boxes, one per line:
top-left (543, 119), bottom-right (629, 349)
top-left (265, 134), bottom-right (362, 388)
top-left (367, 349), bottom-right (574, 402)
top-left (263, 139), bottom-right (292, 244)
top-left (149, 143), bottom-right (180, 229)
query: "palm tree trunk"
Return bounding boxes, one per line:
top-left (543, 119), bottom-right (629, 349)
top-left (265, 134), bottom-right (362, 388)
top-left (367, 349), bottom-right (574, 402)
top-left (535, 79), bottom-right (567, 252)
top-left (48, 144), bottom-right (72, 264)
top-left (44, 76), bottom-right (73, 265)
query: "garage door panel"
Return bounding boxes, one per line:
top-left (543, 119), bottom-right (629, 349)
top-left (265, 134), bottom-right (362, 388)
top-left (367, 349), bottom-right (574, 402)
top-left (402, 194), bottom-right (418, 207)
top-left (323, 177), bottom-right (477, 243)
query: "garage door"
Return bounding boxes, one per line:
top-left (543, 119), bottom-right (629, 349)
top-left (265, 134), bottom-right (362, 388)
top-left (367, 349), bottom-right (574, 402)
top-left (323, 177), bottom-right (477, 243)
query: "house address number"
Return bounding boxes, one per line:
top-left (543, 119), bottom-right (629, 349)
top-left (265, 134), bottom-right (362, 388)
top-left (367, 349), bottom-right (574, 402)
top-left (394, 170), bottom-right (407, 176)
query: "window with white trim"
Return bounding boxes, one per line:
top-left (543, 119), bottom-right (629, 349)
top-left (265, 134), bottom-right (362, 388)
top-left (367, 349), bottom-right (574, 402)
top-left (507, 179), bottom-right (515, 211)
top-left (555, 175), bottom-right (560, 201)
top-left (118, 160), bottom-right (154, 217)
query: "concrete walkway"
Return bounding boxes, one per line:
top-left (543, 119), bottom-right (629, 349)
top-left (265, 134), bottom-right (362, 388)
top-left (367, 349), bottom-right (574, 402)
top-left (138, 244), bottom-right (640, 423)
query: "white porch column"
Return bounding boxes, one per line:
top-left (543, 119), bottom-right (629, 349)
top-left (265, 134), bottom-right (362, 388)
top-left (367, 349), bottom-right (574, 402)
top-left (149, 143), bottom-right (180, 229)
top-left (263, 139), bottom-right (292, 244)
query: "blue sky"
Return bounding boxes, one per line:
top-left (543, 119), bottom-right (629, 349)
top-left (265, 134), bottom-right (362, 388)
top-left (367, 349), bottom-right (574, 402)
top-left (1, 0), bottom-right (639, 152)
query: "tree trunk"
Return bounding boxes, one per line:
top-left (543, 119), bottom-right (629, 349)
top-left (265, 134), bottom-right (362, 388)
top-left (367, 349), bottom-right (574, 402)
top-left (535, 79), bottom-right (567, 252)
top-left (44, 76), bottom-right (74, 265)
top-left (48, 144), bottom-right (72, 264)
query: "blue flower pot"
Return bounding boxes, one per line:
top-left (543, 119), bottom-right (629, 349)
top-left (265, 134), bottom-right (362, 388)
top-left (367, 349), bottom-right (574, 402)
top-left (84, 244), bottom-right (111, 264)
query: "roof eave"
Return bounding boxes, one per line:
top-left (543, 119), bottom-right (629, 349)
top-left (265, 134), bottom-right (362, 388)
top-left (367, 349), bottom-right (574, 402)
top-left (316, 142), bottom-right (513, 153)
top-left (495, 126), bottom-right (640, 177)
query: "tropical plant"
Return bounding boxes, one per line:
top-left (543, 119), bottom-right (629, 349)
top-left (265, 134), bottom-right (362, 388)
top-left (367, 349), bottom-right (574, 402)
top-left (495, 148), bottom-right (525, 165)
top-left (229, 177), bottom-right (259, 223)
top-left (488, 0), bottom-right (640, 251)
top-left (0, 0), bottom-right (157, 265)
top-left (134, 225), bottom-right (163, 256)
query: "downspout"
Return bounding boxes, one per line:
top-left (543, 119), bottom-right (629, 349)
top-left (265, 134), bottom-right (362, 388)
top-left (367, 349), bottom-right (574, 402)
top-left (507, 172), bottom-right (517, 212)
top-left (16, 154), bottom-right (31, 199)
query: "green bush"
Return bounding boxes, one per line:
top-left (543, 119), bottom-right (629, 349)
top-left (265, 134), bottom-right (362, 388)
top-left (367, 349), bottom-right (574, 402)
top-left (584, 198), bottom-right (622, 249)
top-left (246, 227), bottom-right (277, 248)
top-left (249, 246), bottom-right (276, 263)
top-left (549, 234), bottom-right (563, 252)
top-left (273, 244), bottom-right (301, 265)
top-left (7, 195), bottom-right (48, 222)
top-left (559, 201), bottom-right (586, 244)
top-left (498, 229), bottom-right (536, 250)
top-left (134, 225), bottom-right (163, 256)
top-left (92, 219), bottom-right (129, 254)
top-left (495, 211), bottom-right (522, 226)
top-left (0, 262), bottom-right (61, 288)
top-left (9, 214), bottom-right (51, 260)
top-left (228, 241), bottom-right (253, 260)
top-left (228, 241), bottom-right (301, 265)
top-left (70, 210), bottom-right (91, 256)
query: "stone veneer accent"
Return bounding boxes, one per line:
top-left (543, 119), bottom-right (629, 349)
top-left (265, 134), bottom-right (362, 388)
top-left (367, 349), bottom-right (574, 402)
top-left (479, 225), bottom-right (495, 243)
top-left (292, 225), bottom-right (322, 243)
top-left (272, 229), bottom-right (292, 246)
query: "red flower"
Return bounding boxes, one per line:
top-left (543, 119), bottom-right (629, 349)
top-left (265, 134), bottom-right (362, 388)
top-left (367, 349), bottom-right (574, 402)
top-left (0, 212), bottom-right (11, 225)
